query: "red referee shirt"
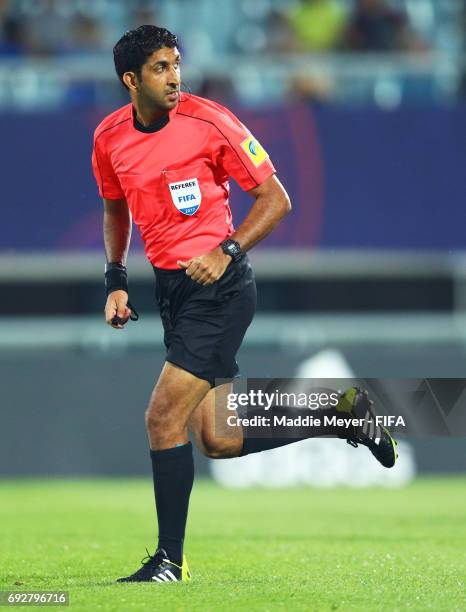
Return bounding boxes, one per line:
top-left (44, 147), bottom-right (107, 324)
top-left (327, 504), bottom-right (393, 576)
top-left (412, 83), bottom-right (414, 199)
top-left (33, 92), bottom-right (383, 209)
top-left (92, 93), bottom-right (276, 269)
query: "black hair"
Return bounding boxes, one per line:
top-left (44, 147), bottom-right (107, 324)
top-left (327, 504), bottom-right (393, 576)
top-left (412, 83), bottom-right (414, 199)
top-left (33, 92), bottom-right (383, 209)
top-left (113, 25), bottom-right (178, 88)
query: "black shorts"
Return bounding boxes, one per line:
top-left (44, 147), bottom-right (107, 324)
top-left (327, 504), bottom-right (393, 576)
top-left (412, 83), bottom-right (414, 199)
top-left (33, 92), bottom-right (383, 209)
top-left (153, 255), bottom-right (257, 386)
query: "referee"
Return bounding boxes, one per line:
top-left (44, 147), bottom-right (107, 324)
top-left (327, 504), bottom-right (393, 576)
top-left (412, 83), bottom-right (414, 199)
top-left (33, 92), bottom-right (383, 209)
top-left (92, 25), bottom-right (397, 584)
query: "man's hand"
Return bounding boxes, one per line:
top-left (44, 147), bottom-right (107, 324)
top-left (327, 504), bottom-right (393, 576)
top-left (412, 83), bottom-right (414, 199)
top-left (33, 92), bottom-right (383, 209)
top-left (177, 246), bottom-right (232, 285)
top-left (105, 290), bottom-right (132, 329)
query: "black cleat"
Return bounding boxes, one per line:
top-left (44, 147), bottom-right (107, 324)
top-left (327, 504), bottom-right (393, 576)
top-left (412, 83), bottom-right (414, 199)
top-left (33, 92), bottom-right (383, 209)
top-left (117, 547), bottom-right (191, 583)
top-left (336, 387), bottom-right (398, 468)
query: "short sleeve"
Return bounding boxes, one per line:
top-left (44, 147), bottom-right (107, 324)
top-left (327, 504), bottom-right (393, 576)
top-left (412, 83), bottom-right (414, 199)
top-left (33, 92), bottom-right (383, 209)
top-left (210, 109), bottom-right (276, 191)
top-left (92, 135), bottom-right (124, 200)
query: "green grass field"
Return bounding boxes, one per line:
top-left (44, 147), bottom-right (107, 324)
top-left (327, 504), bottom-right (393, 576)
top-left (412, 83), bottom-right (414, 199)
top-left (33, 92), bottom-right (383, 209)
top-left (0, 478), bottom-right (465, 611)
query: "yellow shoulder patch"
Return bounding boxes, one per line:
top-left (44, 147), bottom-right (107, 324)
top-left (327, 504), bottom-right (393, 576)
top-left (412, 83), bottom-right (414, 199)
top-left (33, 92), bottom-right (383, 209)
top-left (240, 136), bottom-right (269, 168)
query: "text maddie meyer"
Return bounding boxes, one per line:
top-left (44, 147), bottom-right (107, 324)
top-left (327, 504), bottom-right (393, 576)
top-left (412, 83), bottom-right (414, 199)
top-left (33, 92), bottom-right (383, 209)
top-left (226, 413), bottom-right (406, 428)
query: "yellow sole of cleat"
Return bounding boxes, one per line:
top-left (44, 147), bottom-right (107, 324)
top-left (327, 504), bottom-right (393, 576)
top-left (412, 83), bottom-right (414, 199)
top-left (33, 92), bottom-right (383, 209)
top-left (386, 429), bottom-right (399, 464)
top-left (181, 555), bottom-right (191, 582)
top-left (336, 386), bottom-right (360, 414)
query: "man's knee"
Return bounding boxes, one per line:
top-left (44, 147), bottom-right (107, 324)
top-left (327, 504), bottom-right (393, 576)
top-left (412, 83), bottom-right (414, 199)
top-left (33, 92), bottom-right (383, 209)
top-left (145, 404), bottom-right (169, 433)
top-left (199, 432), bottom-right (242, 459)
top-left (145, 399), bottom-right (181, 444)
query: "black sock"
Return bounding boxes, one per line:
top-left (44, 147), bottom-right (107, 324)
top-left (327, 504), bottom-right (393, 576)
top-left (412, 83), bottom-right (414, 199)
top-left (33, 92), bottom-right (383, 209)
top-left (150, 442), bottom-right (194, 565)
top-left (240, 407), bottom-right (347, 456)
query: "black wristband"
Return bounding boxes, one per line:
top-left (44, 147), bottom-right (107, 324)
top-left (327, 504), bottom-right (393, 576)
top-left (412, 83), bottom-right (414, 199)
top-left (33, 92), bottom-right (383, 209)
top-left (105, 262), bottom-right (128, 296)
top-left (105, 262), bottom-right (139, 322)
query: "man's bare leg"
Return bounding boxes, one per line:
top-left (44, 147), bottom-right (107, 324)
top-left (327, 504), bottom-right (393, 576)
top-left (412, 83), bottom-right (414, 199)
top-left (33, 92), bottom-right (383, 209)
top-left (145, 361), bottom-right (211, 567)
top-left (188, 383), bottom-right (346, 459)
top-left (190, 383), bottom-right (398, 470)
top-left (145, 361), bottom-right (211, 450)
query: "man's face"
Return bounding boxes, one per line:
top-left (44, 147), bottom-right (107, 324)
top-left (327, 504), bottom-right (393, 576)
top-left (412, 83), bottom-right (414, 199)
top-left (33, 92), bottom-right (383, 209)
top-left (131, 46), bottom-right (181, 109)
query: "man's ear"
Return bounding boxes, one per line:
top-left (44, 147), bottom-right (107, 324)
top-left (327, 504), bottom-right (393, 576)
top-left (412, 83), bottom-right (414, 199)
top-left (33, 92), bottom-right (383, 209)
top-left (123, 72), bottom-right (139, 92)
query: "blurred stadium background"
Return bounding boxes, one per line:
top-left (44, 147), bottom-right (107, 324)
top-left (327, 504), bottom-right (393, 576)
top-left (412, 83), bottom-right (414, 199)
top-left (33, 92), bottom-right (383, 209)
top-left (1, 0), bottom-right (466, 484)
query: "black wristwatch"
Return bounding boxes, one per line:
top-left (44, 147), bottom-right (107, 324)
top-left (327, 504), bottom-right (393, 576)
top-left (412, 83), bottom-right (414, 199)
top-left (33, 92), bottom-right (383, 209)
top-left (220, 239), bottom-right (244, 263)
